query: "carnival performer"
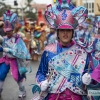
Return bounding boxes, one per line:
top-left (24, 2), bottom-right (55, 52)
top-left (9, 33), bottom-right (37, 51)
top-left (29, 21), bottom-right (36, 55)
top-left (14, 22), bottom-right (25, 39)
top-left (33, 0), bottom-right (95, 100)
top-left (88, 16), bottom-right (100, 100)
top-left (44, 27), bottom-right (57, 46)
top-left (0, 10), bottom-right (31, 98)
top-left (75, 21), bottom-right (93, 51)
top-left (33, 26), bottom-right (42, 54)
top-left (74, 23), bottom-right (85, 42)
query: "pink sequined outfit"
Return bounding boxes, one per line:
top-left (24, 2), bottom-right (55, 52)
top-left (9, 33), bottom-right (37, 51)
top-left (48, 89), bottom-right (82, 100)
top-left (0, 56), bottom-right (18, 81)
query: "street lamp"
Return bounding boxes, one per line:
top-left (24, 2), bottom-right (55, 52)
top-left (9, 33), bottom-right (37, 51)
top-left (14, 0), bottom-right (18, 6)
top-left (14, 0), bottom-right (18, 16)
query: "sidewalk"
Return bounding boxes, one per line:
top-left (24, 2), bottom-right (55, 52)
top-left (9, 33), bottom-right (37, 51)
top-left (0, 61), bottom-right (39, 100)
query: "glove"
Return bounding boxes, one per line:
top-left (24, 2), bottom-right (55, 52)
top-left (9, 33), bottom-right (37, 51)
top-left (3, 48), bottom-right (12, 53)
top-left (40, 80), bottom-right (49, 91)
top-left (18, 32), bottom-right (25, 38)
top-left (0, 35), bottom-right (4, 43)
top-left (82, 73), bottom-right (91, 85)
top-left (44, 41), bottom-right (47, 46)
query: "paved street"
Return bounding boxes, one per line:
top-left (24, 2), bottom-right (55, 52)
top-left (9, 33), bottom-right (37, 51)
top-left (0, 60), bottom-right (39, 100)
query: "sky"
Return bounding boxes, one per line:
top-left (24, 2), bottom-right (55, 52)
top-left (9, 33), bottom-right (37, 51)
top-left (1, 0), bottom-right (53, 9)
top-left (2, 0), bottom-right (53, 6)
top-left (33, 0), bottom-right (53, 4)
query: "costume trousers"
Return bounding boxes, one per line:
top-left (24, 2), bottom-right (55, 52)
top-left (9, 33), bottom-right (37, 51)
top-left (48, 89), bottom-right (82, 100)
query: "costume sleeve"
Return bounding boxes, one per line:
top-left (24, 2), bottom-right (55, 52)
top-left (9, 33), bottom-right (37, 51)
top-left (36, 51), bottom-right (49, 83)
top-left (9, 38), bottom-right (30, 59)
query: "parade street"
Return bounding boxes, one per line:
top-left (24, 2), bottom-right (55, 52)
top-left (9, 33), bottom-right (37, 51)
top-left (0, 0), bottom-right (100, 100)
top-left (0, 60), bottom-right (39, 100)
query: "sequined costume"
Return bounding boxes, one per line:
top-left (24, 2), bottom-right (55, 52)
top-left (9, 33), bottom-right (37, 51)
top-left (0, 10), bottom-right (31, 98)
top-left (32, 0), bottom-right (96, 100)
top-left (36, 41), bottom-right (93, 100)
top-left (0, 34), bottom-right (30, 82)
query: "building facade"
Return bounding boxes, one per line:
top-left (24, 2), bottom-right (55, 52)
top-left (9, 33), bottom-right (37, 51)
top-left (76, 0), bottom-right (100, 16)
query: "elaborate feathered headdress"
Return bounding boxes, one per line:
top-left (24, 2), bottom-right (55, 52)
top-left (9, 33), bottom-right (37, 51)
top-left (45, 0), bottom-right (88, 29)
top-left (3, 10), bottom-right (18, 32)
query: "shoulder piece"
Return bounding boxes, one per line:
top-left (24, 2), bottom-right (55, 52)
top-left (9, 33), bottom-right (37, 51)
top-left (44, 43), bottom-right (56, 53)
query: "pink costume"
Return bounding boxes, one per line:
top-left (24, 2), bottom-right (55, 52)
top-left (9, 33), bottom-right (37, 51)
top-left (0, 56), bottom-right (18, 81)
top-left (31, 0), bottom-right (94, 100)
top-left (48, 89), bottom-right (82, 100)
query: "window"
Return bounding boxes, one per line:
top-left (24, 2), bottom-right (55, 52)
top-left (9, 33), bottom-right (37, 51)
top-left (83, 2), bottom-right (94, 13)
top-left (92, 3), bottom-right (94, 13)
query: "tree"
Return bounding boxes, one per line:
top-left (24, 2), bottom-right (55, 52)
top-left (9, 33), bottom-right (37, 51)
top-left (0, 2), bottom-right (11, 17)
top-left (0, 0), bottom-right (37, 21)
top-left (20, 0), bottom-right (37, 20)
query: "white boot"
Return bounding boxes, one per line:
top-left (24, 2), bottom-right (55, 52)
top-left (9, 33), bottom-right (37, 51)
top-left (18, 86), bottom-right (26, 98)
top-left (18, 81), bottom-right (26, 98)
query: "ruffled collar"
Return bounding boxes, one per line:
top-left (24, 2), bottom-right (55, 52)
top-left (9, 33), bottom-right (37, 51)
top-left (58, 40), bottom-right (75, 48)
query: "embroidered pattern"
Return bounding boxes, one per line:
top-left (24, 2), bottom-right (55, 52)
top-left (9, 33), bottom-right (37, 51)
top-left (62, 9), bottom-right (67, 20)
top-left (47, 45), bottom-right (87, 94)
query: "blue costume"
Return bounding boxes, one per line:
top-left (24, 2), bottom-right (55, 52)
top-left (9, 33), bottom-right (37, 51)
top-left (31, 0), bottom-right (99, 100)
top-left (0, 10), bottom-right (31, 98)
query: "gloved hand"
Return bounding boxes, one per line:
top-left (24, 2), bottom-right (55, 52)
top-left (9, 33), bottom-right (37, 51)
top-left (44, 41), bottom-right (47, 46)
top-left (82, 73), bottom-right (91, 85)
top-left (0, 35), bottom-right (4, 43)
top-left (3, 48), bottom-right (12, 53)
top-left (40, 80), bottom-right (49, 91)
top-left (18, 32), bottom-right (25, 38)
